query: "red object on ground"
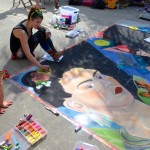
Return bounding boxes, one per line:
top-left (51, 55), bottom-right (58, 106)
top-left (82, 0), bottom-right (94, 6)
top-left (114, 45), bottom-right (130, 53)
top-left (11, 54), bottom-right (17, 60)
top-left (2, 70), bottom-right (10, 79)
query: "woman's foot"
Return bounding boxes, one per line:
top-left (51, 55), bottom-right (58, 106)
top-left (0, 100), bottom-right (13, 108)
top-left (0, 108), bottom-right (5, 115)
top-left (53, 51), bottom-right (65, 62)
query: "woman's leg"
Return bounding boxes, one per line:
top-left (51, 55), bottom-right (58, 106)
top-left (40, 38), bottom-right (65, 62)
top-left (55, 0), bottom-right (59, 9)
top-left (0, 71), bottom-right (5, 114)
top-left (34, 0), bottom-right (45, 9)
top-left (11, 29), bottom-right (55, 60)
top-left (0, 71), bottom-right (13, 113)
top-left (11, 34), bottom-right (39, 60)
top-left (35, 29), bottom-right (64, 62)
top-left (12, 30), bottom-right (60, 61)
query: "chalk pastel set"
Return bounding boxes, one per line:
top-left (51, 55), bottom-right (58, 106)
top-left (15, 114), bottom-right (47, 145)
top-left (0, 114), bottom-right (47, 150)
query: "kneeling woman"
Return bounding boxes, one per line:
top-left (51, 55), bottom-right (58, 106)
top-left (10, 6), bottom-right (63, 70)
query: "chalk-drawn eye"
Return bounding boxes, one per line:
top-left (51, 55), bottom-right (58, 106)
top-left (87, 83), bottom-right (94, 88)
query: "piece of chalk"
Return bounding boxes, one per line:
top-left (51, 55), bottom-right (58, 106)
top-left (45, 106), bottom-right (59, 116)
top-left (26, 114), bottom-right (32, 120)
top-left (75, 125), bottom-right (82, 133)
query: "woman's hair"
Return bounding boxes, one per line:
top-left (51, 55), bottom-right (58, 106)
top-left (28, 5), bottom-right (43, 20)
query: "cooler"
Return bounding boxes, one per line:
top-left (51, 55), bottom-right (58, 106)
top-left (59, 6), bottom-right (79, 24)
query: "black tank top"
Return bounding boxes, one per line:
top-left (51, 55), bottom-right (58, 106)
top-left (10, 19), bottom-right (30, 55)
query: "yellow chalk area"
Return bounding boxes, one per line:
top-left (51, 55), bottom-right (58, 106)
top-left (129, 26), bottom-right (138, 30)
top-left (94, 39), bottom-right (110, 46)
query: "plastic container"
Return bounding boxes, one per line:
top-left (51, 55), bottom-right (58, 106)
top-left (74, 141), bottom-right (99, 150)
top-left (15, 117), bottom-right (47, 145)
top-left (0, 128), bottom-right (30, 150)
top-left (59, 6), bottom-right (79, 24)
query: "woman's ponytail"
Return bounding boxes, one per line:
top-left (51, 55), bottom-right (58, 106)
top-left (28, 5), bottom-right (43, 20)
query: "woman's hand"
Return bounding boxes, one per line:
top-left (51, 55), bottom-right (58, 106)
top-left (45, 30), bottom-right (51, 39)
top-left (39, 65), bottom-right (50, 71)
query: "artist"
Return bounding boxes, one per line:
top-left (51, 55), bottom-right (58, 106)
top-left (10, 6), bottom-right (64, 71)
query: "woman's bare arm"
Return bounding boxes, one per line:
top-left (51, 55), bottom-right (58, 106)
top-left (19, 30), bottom-right (43, 67)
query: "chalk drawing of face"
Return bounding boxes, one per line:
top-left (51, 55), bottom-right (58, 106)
top-left (59, 68), bottom-right (150, 139)
top-left (59, 68), bottom-right (133, 113)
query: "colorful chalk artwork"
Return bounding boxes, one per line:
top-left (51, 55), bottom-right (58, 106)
top-left (15, 115), bottom-right (47, 145)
